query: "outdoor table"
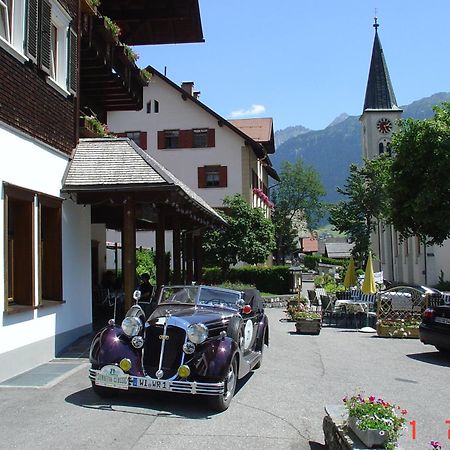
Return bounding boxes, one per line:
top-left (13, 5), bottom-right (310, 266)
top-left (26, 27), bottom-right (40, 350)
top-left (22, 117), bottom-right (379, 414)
top-left (334, 300), bottom-right (370, 328)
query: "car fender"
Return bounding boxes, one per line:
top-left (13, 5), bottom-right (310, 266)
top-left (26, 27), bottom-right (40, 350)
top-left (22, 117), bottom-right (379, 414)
top-left (255, 314), bottom-right (269, 351)
top-left (89, 326), bottom-right (144, 376)
top-left (199, 336), bottom-right (239, 380)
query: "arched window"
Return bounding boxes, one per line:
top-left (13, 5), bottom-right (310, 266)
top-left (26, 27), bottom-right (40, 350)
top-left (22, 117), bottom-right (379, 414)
top-left (379, 142), bottom-right (384, 154)
top-left (146, 101), bottom-right (151, 114)
top-left (386, 142), bottom-right (392, 156)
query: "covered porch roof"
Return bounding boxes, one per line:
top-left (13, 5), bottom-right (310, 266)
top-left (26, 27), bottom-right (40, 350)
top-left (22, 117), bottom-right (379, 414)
top-left (62, 138), bottom-right (225, 229)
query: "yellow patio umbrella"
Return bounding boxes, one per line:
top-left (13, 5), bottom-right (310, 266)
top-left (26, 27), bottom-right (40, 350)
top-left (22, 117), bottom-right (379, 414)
top-left (343, 257), bottom-right (357, 289)
top-left (362, 252), bottom-right (377, 294)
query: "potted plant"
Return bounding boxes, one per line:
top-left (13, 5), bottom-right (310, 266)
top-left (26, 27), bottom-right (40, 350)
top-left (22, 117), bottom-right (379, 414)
top-left (343, 393), bottom-right (407, 449)
top-left (286, 301), bottom-right (321, 334)
top-left (376, 318), bottom-right (421, 338)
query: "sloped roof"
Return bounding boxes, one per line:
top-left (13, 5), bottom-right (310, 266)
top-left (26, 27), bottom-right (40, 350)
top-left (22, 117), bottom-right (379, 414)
top-left (325, 242), bottom-right (354, 259)
top-left (363, 23), bottom-right (399, 111)
top-left (62, 138), bottom-right (225, 224)
top-left (301, 236), bottom-right (319, 253)
top-left (229, 118), bottom-right (275, 154)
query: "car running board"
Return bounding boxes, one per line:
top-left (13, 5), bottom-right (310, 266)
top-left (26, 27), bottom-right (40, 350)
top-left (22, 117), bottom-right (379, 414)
top-left (241, 350), bottom-right (261, 375)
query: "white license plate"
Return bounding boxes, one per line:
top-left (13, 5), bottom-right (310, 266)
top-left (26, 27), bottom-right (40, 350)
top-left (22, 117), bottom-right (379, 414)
top-left (95, 373), bottom-right (129, 390)
top-left (130, 376), bottom-right (170, 391)
top-left (435, 316), bottom-right (450, 325)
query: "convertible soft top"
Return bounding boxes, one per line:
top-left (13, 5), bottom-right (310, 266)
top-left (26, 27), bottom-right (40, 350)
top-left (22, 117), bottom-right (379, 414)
top-left (242, 289), bottom-right (264, 312)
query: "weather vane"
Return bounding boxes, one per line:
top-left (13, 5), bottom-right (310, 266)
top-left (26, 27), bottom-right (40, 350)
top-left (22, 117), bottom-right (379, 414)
top-left (373, 9), bottom-right (379, 30)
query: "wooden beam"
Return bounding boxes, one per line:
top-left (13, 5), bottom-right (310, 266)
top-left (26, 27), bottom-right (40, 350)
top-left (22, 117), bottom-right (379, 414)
top-left (122, 196), bottom-right (136, 311)
top-left (172, 224), bottom-right (181, 284)
top-left (155, 207), bottom-right (166, 288)
top-left (185, 232), bottom-right (193, 284)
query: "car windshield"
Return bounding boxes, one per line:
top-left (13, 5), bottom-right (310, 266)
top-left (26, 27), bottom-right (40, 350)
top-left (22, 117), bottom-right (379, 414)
top-left (159, 286), bottom-right (199, 305)
top-left (158, 286), bottom-right (241, 308)
top-left (197, 287), bottom-right (241, 309)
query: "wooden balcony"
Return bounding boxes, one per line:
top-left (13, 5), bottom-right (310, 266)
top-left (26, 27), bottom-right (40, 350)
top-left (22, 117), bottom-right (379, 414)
top-left (99, 0), bottom-right (204, 45)
top-left (80, 15), bottom-right (146, 113)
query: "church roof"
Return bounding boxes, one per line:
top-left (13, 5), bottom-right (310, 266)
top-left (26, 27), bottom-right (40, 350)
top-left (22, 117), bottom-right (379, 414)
top-left (363, 20), bottom-right (399, 111)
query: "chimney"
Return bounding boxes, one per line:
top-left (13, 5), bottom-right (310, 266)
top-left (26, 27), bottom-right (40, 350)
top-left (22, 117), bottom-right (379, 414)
top-left (181, 81), bottom-right (194, 96)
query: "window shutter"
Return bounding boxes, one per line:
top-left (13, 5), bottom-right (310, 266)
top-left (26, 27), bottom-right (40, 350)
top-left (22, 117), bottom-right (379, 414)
top-left (219, 166), bottom-right (228, 188)
top-left (139, 131), bottom-right (147, 150)
top-left (25, 0), bottom-right (39, 63)
top-left (39, 0), bottom-right (52, 75)
top-left (198, 167), bottom-right (206, 188)
top-left (67, 27), bottom-right (78, 95)
top-left (179, 130), bottom-right (192, 148)
top-left (207, 128), bottom-right (215, 147)
top-left (157, 131), bottom-right (165, 149)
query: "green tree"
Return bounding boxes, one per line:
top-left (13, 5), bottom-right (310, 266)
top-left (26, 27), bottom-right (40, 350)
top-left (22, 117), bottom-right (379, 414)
top-left (389, 103), bottom-right (450, 244)
top-left (271, 160), bottom-right (325, 264)
top-left (203, 194), bottom-right (275, 272)
top-left (329, 156), bottom-right (392, 264)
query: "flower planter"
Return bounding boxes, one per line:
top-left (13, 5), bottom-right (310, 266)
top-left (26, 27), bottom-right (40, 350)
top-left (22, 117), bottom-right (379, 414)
top-left (295, 318), bottom-right (321, 335)
top-left (376, 323), bottom-right (420, 339)
top-left (347, 416), bottom-right (388, 448)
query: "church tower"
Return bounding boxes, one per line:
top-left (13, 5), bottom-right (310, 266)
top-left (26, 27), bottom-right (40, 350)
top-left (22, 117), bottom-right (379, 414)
top-left (360, 18), bottom-right (402, 278)
top-left (360, 18), bottom-right (402, 160)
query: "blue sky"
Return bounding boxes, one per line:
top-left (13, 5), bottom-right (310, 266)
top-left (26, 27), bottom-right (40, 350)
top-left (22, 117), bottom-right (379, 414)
top-left (135, 1), bottom-right (450, 131)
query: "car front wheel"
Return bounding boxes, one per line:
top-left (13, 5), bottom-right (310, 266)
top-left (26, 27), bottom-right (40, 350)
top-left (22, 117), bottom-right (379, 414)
top-left (209, 358), bottom-right (237, 412)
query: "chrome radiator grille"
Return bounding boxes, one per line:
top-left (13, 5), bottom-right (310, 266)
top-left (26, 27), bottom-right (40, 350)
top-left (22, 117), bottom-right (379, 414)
top-left (143, 325), bottom-right (186, 379)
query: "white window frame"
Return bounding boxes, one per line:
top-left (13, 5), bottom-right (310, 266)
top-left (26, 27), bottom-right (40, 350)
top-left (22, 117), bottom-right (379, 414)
top-left (0, 0), bottom-right (27, 62)
top-left (46, 0), bottom-right (70, 95)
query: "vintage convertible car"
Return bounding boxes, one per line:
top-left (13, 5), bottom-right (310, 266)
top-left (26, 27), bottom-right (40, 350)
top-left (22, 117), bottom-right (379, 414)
top-left (89, 285), bottom-right (269, 411)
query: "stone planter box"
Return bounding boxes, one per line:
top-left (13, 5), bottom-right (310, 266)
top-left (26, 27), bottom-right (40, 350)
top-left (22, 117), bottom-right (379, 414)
top-left (295, 318), bottom-right (321, 335)
top-left (376, 323), bottom-right (420, 338)
top-left (347, 416), bottom-right (388, 448)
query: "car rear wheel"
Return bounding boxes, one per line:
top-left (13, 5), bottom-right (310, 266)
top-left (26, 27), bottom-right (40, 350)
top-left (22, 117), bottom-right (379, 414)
top-left (91, 381), bottom-right (118, 398)
top-left (209, 358), bottom-right (237, 412)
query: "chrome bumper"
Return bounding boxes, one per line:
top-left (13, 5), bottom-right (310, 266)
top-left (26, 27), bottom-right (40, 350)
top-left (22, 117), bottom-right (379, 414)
top-left (89, 369), bottom-right (224, 396)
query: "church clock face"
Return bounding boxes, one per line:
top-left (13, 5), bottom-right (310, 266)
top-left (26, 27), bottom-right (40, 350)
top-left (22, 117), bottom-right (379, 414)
top-left (376, 118), bottom-right (393, 134)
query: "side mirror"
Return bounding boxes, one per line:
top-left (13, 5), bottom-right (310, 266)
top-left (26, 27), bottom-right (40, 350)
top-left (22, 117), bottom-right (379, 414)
top-left (133, 290), bottom-right (142, 303)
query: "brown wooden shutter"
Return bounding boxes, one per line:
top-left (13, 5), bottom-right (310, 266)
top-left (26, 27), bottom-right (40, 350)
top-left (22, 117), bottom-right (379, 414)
top-left (67, 27), bottom-right (77, 95)
top-left (39, 0), bottom-right (52, 75)
top-left (179, 130), bottom-right (192, 148)
top-left (139, 131), bottom-right (147, 150)
top-left (219, 166), bottom-right (228, 187)
top-left (157, 131), bottom-right (165, 149)
top-left (198, 167), bottom-right (206, 188)
top-left (207, 128), bottom-right (215, 147)
top-left (25, 0), bottom-right (39, 63)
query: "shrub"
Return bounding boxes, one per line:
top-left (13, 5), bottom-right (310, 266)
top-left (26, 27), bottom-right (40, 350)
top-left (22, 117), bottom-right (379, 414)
top-left (202, 266), bottom-right (291, 294)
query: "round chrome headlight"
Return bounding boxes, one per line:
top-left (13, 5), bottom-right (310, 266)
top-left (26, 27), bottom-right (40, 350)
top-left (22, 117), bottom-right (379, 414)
top-left (187, 323), bottom-right (208, 344)
top-left (121, 316), bottom-right (142, 337)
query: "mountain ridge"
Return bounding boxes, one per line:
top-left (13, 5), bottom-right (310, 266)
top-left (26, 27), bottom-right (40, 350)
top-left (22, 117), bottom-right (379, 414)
top-left (273, 92), bottom-right (450, 204)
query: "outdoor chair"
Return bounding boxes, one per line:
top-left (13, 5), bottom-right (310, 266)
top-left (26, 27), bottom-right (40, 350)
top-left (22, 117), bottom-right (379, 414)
top-left (336, 291), bottom-right (352, 300)
top-left (320, 295), bottom-right (339, 326)
top-left (307, 289), bottom-right (321, 312)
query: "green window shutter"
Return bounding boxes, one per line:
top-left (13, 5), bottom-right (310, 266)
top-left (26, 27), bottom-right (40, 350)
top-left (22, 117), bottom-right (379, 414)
top-left (25, 0), bottom-right (39, 63)
top-left (67, 26), bottom-right (77, 95)
top-left (39, 0), bottom-right (52, 75)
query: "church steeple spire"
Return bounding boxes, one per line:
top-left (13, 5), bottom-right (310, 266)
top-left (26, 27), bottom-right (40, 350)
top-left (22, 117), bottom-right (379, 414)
top-left (363, 18), bottom-right (398, 111)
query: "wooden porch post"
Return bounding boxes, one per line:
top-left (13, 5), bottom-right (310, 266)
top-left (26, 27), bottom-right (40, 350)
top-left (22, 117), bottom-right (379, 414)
top-left (193, 233), bottom-right (203, 283)
top-left (123, 196), bottom-right (136, 312)
top-left (156, 208), bottom-right (166, 289)
top-left (185, 232), bottom-right (193, 284)
top-left (172, 224), bottom-right (181, 284)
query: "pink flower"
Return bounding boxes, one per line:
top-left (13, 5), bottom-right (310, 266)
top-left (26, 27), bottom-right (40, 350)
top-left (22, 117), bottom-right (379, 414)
top-left (401, 409), bottom-right (408, 415)
top-left (368, 395), bottom-right (375, 402)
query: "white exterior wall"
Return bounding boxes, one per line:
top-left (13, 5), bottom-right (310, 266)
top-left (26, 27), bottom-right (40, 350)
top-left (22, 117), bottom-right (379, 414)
top-left (108, 76), bottom-right (246, 208)
top-left (0, 123), bottom-right (92, 382)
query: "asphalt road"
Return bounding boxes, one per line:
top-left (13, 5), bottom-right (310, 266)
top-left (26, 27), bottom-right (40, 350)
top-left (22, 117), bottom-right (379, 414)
top-left (1, 308), bottom-right (449, 450)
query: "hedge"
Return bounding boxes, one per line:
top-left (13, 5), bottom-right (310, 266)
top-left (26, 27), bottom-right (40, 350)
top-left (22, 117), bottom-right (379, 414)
top-left (202, 266), bottom-right (291, 294)
top-left (303, 254), bottom-right (347, 270)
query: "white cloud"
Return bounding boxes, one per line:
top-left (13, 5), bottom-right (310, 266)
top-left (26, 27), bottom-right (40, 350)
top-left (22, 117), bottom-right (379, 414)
top-left (230, 104), bottom-right (266, 118)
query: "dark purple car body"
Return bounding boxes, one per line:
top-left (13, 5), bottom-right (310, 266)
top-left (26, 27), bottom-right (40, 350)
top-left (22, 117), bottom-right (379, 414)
top-left (89, 285), bottom-right (269, 411)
